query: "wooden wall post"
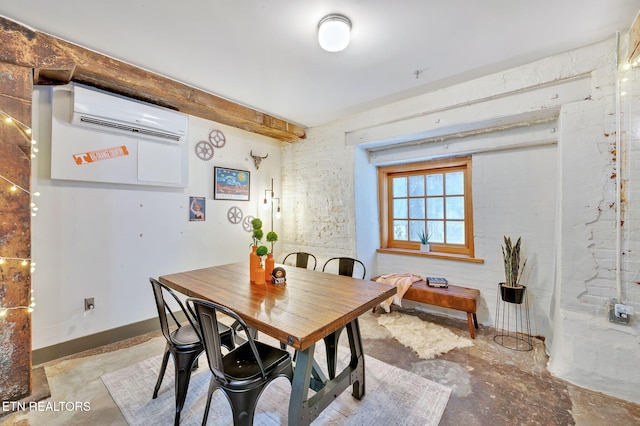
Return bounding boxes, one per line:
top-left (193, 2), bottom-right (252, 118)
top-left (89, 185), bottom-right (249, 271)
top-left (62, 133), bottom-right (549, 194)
top-left (0, 62), bottom-right (34, 401)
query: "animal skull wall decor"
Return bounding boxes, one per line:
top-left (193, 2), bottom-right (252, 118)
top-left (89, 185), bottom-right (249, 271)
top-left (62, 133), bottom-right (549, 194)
top-left (250, 150), bottom-right (268, 169)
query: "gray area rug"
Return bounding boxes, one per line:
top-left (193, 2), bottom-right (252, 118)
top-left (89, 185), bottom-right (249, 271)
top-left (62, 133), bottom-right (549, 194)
top-left (102, 346), bottom-right (451, 425)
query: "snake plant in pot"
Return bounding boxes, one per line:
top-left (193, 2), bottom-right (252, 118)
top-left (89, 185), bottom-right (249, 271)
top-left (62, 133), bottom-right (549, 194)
top-left (418, 229), bottom-right (431, 253)
top-left (500, 236), bottom-right (527, 304)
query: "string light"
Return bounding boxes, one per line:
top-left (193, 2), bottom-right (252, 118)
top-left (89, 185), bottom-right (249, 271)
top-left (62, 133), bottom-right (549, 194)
top-left (0, 174), bottom-right (38, 196)
top-left (0, 290), bottom-right (36, 318)
top-left (0, 109), bottom-right (36, 148)
top-left (1, 109), bottom-right (38, 320)
top-left (0, 173), bottom-right (40, 216)
top-left (0, 257), bottom-right (32, 264)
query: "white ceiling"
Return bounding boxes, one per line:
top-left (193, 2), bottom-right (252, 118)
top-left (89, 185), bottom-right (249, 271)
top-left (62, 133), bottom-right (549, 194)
top-left (1, 1), bottom-right (639, 128)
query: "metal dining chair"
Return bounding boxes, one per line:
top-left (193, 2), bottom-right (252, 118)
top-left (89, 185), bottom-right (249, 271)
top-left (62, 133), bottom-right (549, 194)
top-left (320, 257), bottom-right (366, 379)
top-left (187, 297), bottom-right (294, 426)
top-left (282, 251), bottom-right (317, 270)
top-left (321, 256), bottom-right (366, 279)
top-left (149, 278), bottom-right (234, 426)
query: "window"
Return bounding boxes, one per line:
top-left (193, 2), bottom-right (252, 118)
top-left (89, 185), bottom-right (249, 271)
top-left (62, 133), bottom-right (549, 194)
top-left (377, 156), bottom-right (474, 257)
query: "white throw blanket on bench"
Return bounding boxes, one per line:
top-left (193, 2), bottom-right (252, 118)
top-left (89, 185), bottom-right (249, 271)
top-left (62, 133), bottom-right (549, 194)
top-left (376, 273), bottom-right (423, 313)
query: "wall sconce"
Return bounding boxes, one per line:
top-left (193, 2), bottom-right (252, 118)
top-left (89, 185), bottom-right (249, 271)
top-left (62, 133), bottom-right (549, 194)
top-left (263, 178), bottom-right (281, 228)
top-left (318, 14), bottom-right (351, 52)
top-left (273, 198), bottom-right (281, 219)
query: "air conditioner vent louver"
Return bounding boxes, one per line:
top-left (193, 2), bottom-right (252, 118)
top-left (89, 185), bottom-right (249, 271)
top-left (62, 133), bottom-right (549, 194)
top-left (70, 83), bottom-right (188, 143)
top-left (79, 116), bottom-right (182, 142)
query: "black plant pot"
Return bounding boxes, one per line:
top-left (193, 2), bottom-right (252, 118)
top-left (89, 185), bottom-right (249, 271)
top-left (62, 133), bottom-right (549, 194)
top-left (499, 283), bottom-right (526, 304)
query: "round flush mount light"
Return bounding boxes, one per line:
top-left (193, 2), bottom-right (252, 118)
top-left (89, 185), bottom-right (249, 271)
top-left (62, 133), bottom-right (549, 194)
top-left (318, 14), bottom-right (351, 52)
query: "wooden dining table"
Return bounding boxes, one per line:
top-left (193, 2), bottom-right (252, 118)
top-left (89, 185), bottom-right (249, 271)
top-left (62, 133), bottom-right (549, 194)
top-left (159, 261), bottom-right (396, 426)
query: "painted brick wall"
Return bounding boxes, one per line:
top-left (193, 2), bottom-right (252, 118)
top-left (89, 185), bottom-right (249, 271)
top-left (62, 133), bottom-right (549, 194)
top-left (281, 37), bottom-right (640, 403)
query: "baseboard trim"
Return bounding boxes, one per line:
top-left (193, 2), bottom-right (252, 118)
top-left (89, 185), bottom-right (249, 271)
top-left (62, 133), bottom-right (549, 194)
top-left (32, 312), bottom-right (186, 365)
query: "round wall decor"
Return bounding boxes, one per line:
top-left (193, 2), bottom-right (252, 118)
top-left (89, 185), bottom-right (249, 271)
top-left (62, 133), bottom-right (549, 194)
top-left (242, 215), bottom-right (255, 232)
top-left (209, 129), bottom-right (226, 148)
top-left (195, 141), bottom-right (214, 161)
top-left (227, 206), bottom-right (243, 224)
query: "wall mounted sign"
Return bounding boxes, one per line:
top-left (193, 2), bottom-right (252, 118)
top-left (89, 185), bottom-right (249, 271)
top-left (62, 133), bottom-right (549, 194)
top-left (73, 145), bottom-right (129, 165)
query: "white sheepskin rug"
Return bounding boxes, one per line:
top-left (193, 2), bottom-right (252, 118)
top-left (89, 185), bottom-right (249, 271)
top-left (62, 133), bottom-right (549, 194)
top-left (376, 312), bottom-right (474, 359)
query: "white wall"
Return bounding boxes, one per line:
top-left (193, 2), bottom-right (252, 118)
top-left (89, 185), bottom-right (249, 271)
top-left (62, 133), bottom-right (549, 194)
top-left (31, 86), bottom-right (282, 350)
top-left (281, 37), bottom-right (640, 403)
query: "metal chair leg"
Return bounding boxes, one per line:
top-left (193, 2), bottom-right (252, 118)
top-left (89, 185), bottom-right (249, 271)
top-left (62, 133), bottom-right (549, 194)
top-left (227, 386), bottom-right (263, 426)
top-left (153, 345), bottom-right (171, 398)
top-left (172, 349), bottom-right (201, 425)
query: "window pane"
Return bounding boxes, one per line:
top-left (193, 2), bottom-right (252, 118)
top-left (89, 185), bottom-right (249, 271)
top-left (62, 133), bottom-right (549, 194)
top-left (426, 197), bottom-right (444, 219)
top-left (447, 221), bottom-right (465, 244)
top-left (409, 220), bottom-right (426, 242)
top-left (409, 198), bottom-right (425, 219)
top-left (429, 220), bottom-right (444, 243)
top-left (426, 174), bottom-right (443, 196)
top-left (393, 220), bottom-right (408, 240)
top-left (446, 196), bottom-right (465, 220)
top-left (409, 175), bottom-right (425, 196)
top-left (393, 199), bottom-right (408, 219)
top-left (379, 157), bottom-right (472, 256)
top-left (446, 171), bottom-right (464, 195)
top-left (393, 177), bottom-right (407, 197)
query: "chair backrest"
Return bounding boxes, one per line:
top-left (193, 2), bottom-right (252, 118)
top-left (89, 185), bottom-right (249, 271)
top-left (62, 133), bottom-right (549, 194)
top-left (282, 252), bottom-right (317, 270)
top-left (322, 257), bottom-right (366, 279)
top-left (188, 298), bottom-right (267, 384)
top-left (149, 277), bottom-right (199, 345)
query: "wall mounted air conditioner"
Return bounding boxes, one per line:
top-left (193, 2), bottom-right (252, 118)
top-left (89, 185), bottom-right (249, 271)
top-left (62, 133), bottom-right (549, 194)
top-left (70, 83), bottom-right (188, 143)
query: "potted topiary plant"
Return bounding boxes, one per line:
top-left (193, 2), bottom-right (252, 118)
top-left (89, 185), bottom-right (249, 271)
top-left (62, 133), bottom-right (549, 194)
top-left (418, 229), bottom-right (431, 253)
top-left (249, 218), bottom-right (264, 283)
top-left (264, 231), bottom-right (278, 282)
top-left (499, 236), bottom-right (527, 304)
top-left (255, 245), bottom-right (269, 285)
top-left (251, 218), bottom-right (264, 246)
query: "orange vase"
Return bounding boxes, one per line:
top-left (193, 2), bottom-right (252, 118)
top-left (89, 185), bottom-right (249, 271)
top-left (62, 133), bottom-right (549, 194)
top-left (255, 264), bottom-right (266, 285)
top-left (250, 246), bottom-right (259, 283)
top-left (264, 253), bottom-right (275, 283)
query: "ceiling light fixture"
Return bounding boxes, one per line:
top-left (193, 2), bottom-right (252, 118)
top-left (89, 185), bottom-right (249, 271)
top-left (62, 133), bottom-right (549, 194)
top-left (318, 14), bottom-right (351, 52)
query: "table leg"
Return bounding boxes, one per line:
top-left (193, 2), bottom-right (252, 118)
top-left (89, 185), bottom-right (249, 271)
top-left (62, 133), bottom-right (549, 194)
top-left (287, 319), bottom-right (366, 425)
top-left (345, 318), bottom-right (365, 399)
top-left (288, 344), bottom-right (315, 426)
top-left (323, 326), bottom-right (344, 379)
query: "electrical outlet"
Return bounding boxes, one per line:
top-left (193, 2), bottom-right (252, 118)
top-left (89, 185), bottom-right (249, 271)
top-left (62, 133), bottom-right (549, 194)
top-left (84, 297), bottom-right (95, 311)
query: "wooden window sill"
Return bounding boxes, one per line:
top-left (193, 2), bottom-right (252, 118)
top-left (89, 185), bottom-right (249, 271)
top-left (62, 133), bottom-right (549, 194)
top-left (376, 248), bottom-right (484, 264)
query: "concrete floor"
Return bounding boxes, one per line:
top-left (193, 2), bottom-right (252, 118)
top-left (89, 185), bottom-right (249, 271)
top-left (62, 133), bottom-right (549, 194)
top-left (2, 308), bottom-right (639, 425)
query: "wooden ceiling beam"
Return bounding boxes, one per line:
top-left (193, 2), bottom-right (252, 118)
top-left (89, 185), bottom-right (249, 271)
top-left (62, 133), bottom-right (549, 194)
top-left (0, 17), bottom-right (305, 142)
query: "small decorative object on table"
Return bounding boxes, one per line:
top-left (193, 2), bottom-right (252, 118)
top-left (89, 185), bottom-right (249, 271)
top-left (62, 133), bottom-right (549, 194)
top-left (426, 277), bottom-right (448, 288)
top-left (271, 267), bottom-right (286, 285)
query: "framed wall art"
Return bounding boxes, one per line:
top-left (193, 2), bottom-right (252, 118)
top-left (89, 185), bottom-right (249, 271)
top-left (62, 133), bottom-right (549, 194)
top-left (189, 196), bottom-right (206, 221)
top-left (214, 167), bottom-right (250, 201)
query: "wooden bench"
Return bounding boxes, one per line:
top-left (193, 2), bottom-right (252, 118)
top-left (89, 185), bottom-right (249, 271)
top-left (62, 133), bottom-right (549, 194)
top-left (374, 278), bottom-right (480, 339)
